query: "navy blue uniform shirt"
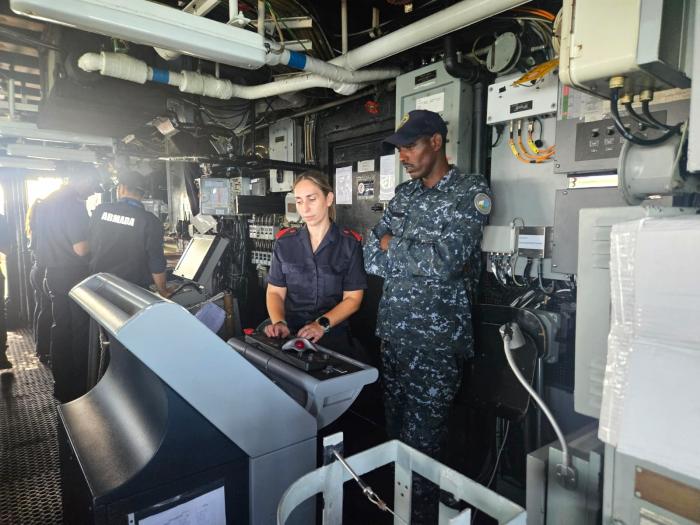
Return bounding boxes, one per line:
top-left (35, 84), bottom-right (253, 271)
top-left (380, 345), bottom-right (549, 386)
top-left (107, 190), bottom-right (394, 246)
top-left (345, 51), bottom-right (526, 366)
top-left (267, 222), bottom-right (367, 333)
top-left (34, 186), bottom-right (89, 269)
top-left (89, 198), bottom-right (167, 288)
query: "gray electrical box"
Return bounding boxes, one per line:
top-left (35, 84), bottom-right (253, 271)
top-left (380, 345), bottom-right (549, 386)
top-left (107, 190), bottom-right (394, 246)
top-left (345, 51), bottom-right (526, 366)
top-left (603, 445), bottom-right (700, 525)
top-left (527, 426), bottom-right (603, 525)
top-left (574, 206), bottom-right (696, 418)
top-left (554, 91), bottom-right (689, 175)
top-left (199, 177), bottom-right (250, 216)
top-left (269, 118), bottom-right (302, 192)
top-left (394, 62), bottom-right (473, 182)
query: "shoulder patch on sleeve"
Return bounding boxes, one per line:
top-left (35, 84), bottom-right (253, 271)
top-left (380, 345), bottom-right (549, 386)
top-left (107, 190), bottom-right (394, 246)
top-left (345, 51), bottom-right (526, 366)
top-left (474, 193), bottom-right (492, 215)
top-left (275, 227), bottom-right (298, 239)
top-left (342, 227), bottom-right (363, 242)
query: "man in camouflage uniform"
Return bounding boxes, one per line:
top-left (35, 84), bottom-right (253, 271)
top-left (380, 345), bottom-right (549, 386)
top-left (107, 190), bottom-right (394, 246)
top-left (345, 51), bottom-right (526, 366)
top-left (364, 110), bottom-right (491, 523)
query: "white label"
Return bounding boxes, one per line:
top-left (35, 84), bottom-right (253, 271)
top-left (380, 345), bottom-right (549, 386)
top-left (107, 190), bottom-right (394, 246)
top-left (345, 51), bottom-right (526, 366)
top-left (357, 159), bottom-right (375, 173)
top-left (416, 92), bottom-right (445, 113)
top-left (379, 154), bottom-right (396, 201)
top-left (140, 486), bottom-right (226, 525)
top-left (519, 234), bottom-right (545, 250)
top-left (335, 166), bottom-right (353, 205)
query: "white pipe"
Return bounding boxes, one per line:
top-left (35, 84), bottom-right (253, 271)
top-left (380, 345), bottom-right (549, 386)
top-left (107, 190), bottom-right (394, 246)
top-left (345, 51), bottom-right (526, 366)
top-left (75, 0), bottom-right (531, 99)
top-left (330, 0), bottom-right (530, 71)
top-left (341, 0), bottom-right (348, 55)
top-left (79, 52), bottom-right (363, 99)
top-left (229, 0), bottom-right (237, 20)
top-left (265, 47), bottom-right (400, 83)
top-left (257, 0), bottom-right (265, 36)
top-left (8, 77), bottom-right (15, 120)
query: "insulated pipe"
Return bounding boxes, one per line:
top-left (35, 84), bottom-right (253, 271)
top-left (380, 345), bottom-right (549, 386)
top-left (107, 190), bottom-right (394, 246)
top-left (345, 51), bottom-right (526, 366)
top-left (79, 52), bottom-right (183, 87)
top-left (266, 48), bottom-right (401, 83)
top-left (329, 0), bottom-right (530, 71)
top-left (78, 52), bottom-right (364, 99)
top-left (76, 0), bottom-right (529, 99)
top-left (444, 32), bottom-right (481, 83)
top-left (341, 0), bottom-right (348, 55)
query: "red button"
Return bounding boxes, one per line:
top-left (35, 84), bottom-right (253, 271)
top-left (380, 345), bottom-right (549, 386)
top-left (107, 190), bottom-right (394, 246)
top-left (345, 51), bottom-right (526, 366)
top-left (294, 340), bottom-right (305, 350)
top-left (243, 328), bottom-right (254, 335)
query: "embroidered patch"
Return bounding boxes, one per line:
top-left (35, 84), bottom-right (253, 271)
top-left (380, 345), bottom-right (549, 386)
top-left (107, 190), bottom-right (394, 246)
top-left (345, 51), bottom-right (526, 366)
top-left (474, 193), bottom-right (492, 215)
top-left (397, 113), bottom-right (410, 130)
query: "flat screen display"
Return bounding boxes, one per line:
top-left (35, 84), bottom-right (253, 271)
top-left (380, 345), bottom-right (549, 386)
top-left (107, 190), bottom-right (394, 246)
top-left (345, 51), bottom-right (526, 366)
top-left (173, 235), bottom-right (216, 281)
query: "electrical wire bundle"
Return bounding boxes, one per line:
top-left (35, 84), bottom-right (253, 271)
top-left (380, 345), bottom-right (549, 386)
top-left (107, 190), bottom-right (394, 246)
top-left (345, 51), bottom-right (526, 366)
top-left (213, 216), bottom-right (251, 304)
top-left (608, 82), bottom-right (682, 147)
top-left (507, 118), bottom-right (555, 164)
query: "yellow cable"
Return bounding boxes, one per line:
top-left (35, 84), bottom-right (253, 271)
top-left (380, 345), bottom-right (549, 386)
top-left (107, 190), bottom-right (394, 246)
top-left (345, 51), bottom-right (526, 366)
top-left (517, 121), bottom-right (554, 161)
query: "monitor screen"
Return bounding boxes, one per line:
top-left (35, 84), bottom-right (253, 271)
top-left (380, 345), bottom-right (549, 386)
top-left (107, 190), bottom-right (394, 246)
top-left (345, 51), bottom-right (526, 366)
top-left (173, 235), bottom-right (216, 281)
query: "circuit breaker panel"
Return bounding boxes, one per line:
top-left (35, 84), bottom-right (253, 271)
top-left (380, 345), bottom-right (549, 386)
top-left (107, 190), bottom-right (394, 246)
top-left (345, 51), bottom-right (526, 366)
top-left (394, 62), bottom-right (473, 181)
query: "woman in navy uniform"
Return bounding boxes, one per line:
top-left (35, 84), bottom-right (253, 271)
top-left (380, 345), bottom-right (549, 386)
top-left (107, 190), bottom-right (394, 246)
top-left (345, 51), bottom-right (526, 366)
top-left (264, 172), bottom-right (367, 356)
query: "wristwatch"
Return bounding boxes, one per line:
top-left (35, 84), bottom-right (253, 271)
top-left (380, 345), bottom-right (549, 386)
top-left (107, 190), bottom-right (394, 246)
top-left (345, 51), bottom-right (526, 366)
top-left (316, 316), bottom-right (331, 334)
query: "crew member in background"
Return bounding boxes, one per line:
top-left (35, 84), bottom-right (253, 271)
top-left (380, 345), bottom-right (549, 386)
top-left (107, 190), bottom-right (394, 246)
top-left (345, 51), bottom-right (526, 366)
top-left (27, 199), bottom-right (51, 364)
top-left (264, 172), bottom-right (367, 359)
top-left (0, 212), bottom-right (11, 370)
top-left (34, 165), bottom-right (100, 402)
top-left (364, 110), bottom-right (492, 523)
top-left (88, 171), bottom-right (170, 296)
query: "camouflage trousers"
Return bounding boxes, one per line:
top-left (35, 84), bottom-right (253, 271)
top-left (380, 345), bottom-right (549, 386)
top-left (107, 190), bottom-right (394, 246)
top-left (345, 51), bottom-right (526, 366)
top-left (380, 339), bottom-right (464, 524)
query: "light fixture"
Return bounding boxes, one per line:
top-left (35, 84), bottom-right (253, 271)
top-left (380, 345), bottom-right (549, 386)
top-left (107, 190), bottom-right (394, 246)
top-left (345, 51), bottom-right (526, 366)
top-left (10, 0), bottom-right (267, 70)
top-left (6, 143), bottom-right (98, 163)
top-left (0, 156), bottom-right (56, 170)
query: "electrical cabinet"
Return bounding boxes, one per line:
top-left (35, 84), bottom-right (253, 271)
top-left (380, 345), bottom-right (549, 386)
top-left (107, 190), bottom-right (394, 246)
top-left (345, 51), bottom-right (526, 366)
top-left (559, 0), bottom-right (693, 96)
top-left (394, 62), bottom-right (473, 182)
top-left (268, 118), bottom-right (302, 192)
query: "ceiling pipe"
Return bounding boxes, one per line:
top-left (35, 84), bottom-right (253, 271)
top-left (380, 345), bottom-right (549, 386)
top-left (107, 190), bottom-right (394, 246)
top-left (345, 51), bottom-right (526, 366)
top-left (69, 0), bottom-right (529, 100)
top-left (331, 0), bottom-right (530, 71)
top-left (78, 52), bottom-right (367, 99)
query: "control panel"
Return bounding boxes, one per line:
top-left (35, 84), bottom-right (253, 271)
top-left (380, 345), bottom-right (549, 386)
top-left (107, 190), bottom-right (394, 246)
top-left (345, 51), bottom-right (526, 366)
top-left (243, 333), bottom-right (364, 377)
top-left (574, 111), bottom-right (667, 163)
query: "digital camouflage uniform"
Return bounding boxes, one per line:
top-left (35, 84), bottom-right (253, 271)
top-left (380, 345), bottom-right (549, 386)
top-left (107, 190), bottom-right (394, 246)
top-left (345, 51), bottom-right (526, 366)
top-left (364, 166), bottom-right (491, 523)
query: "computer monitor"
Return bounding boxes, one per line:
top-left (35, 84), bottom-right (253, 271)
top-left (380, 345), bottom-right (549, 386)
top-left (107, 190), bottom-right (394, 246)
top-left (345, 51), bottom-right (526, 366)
top-left (172, 235), bottom-right (216, 282)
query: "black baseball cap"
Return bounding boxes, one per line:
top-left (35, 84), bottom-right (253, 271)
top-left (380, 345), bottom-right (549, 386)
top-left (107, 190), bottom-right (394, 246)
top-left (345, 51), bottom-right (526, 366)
top-left (118, 171), bottom-right (147, 193)
top-left (383, 109), bottom-right (448, 148)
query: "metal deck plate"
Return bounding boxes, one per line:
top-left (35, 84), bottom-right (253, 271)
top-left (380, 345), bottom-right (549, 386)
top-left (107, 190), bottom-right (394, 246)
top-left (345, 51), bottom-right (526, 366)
top-left (0, 329), bottom-right (62, 524)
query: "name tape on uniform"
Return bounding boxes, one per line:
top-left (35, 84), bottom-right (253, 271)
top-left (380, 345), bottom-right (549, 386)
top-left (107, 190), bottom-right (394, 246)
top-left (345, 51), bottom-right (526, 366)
top-left (101, 211), bottom-right (135, 227)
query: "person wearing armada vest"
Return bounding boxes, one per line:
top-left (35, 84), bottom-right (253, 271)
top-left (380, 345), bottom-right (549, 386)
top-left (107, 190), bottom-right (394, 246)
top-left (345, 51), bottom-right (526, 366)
top-left (88, 171), bottom-right (170, 296)
top-left (264, 171), bottom-right (368, 360)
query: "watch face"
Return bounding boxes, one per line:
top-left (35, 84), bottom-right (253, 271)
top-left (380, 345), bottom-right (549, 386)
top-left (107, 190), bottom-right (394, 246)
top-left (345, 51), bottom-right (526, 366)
top-left (318, 316), bottom-right (330, 328)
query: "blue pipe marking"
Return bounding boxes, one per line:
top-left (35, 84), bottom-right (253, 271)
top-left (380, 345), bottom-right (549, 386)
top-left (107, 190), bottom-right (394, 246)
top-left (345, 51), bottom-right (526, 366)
top-left (151, 68), bottom-right (170, 84)
top-left (287, 50), bottom-right (307, 70)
